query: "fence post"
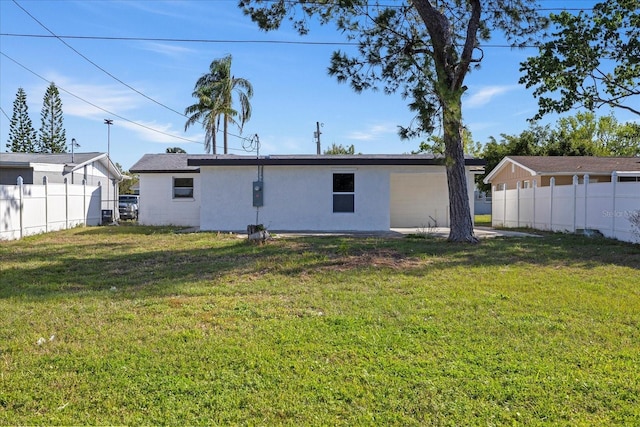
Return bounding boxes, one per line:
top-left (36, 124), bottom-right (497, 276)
top-left (532, 180), bottom-right (537, 229)
top-left (572, 175), bottom-right (578, 232)
top-left (503, 184), bottom-right (507, 227)
top-left (611, 172), bottom-right (617, 237)
top-left (516, 181), bottom-right (521, 228)
top-left (550, 177), bottom-right (555, 231)
top-left (65, 178), bottom-right (69, 230)
top-left (583, 174), bottom-right (589, 230)
top-left (17, 176), bottom-right (24, 239)
top-left (43, 176), bottom-right (49, 233)
top-left (83, 179), bottom-right (87, 226)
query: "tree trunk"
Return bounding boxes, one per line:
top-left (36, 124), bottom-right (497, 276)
top-left (442, 88), bottom-right (478, 243)
top-left (414, 0), bottom-right (480, 243)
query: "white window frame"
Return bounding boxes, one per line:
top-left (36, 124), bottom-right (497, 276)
top-left (332, 173), bottom-right (355, 213)
top-left (173, 177), bottom-right (194, 199)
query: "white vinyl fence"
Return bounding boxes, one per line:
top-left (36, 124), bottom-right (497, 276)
top-left (0, 178), bottom-right (102, 241)
top-left (492, 173), bottom-right (640, 244)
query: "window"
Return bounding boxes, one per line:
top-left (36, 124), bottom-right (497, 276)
top-left (619, 176), bottom-right (640, 182)
top-left (173, 177), bottom-right (194, 198)
top-left (523, 180), bottom-right (530, 189)
top-left (333, 173), bottom-right (354, 213)
top-left (496, 183), bottom-right (506, 191)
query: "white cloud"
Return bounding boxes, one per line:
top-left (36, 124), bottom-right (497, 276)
top-left (119, 120), bottom-right (199, 145)
top-left (346, 123), bottom-right (397, 141)
top-left (140, 42), bottom-right (196, 58)
top-left (38, 74), bottom-right (142, 119)
top-left (466, 85), bottom-right (517, 108)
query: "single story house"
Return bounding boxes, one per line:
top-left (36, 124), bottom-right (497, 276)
top-left (0, 152), bottom-right (123, 213)
top-left (130, 153), bottom-right (485, 232)
top-left (483, 156), bottom-right (640, 190)
top-left (483, 156), bottom-right (640, 243)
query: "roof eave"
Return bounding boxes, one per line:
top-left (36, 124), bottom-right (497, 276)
top-left (188, 157), bottom-right (486, 167)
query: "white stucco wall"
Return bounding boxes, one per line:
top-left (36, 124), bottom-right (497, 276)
top-left (199, 165), bottom-right (393, 232)
top-left (137, 163), bottom-right (478, 231)
top-left (198, 164), bottom-right (472, 232)
top-left (138, 173), bottom-right (200, 227)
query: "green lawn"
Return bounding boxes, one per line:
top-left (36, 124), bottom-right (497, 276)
top-left (475, 214), bottom-right (491, 227)
top-left (1, 225), bottom-right (639, 425)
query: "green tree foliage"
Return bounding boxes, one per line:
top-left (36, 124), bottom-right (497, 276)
top-left (166, 147), bottom-right (187, 153)
top-left (239, 1), bottom-right (546, 243)
top-left (115, 162), bottom-right (139, 195)
top-left (184, 55), bottom-right (253, 154)
top-left (477, 124), bottom-right (549, 192)
top-left (520, 0), bottom-right (640, 119)
top-left (38, 82), bottom-right (67, 153)
top-left (6, 87), bottom-right (37, 153)
top-left (414, 128), bottom-right (481, 156)
top-left (323, 143), bottom-right (356, 155)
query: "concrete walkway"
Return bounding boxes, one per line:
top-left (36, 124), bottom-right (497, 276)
top-left (178, 226), bottom-right (540, 239)
top-left (265, 227), bottom-right (540, 239)
top-left (389, 226), bottom-right (540, 239)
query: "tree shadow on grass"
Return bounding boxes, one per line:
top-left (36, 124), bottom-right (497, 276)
top-left (1, 226), bottom-right (638, 300)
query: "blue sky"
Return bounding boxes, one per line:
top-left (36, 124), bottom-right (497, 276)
top-left (1, 0), bottom-right (635, 170)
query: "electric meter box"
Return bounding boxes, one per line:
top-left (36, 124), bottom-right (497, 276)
top-left (252, 181), bottom-right (264, 207)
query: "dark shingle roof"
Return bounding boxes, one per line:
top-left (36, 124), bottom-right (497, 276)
top-left (129, 153), bottom-right (203, 173)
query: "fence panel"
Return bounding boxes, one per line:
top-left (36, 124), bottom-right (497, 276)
top-left (0, 182), bottom-right (101, 240)
top-left (549, 184), bottom-right (576, 232)
top-left (492, 176), bottom-right (640, 244)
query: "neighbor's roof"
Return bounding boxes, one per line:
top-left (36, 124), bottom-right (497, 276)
top-left (484, 156), bottom-right (640, 183)
top-left (0, 152), bottom-right (105, 166)
top-left (0, 151), bottom-right (122, 179)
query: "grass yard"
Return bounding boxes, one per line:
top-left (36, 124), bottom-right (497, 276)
top-left (474, 214), bottom-right (492, 227)
top-left (1, 225), bottom-right (639, 425)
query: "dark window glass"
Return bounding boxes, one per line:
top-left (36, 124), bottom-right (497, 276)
top-left (333, 194), bottom-right (354, 213)
top-left (173, 177), bottom-right (194, 198)
top-left (333, 173), bottom-right (354, 192)
top-left (333, 173), bottom-right (354, 212)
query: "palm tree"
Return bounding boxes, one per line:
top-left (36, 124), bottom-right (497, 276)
top-left (166, 147), bottom-right (187, 153)
top-left (184, 55), bottom-right (253, 154)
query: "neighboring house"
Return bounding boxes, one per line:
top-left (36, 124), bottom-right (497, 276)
top-left (483, 156), bottom-right (640, 243)
top-left (483, 156), bottom-right (640, 190)
top-left (130, 153), bottom-right (485, 232)
top-left (0, 152), bottom-right (123, 215)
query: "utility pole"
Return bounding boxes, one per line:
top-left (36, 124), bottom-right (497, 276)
top-left (314, 122), bottom-right (322, 155)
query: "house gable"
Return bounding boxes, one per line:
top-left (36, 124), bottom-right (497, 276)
top-left (485, 156), bottom-right (640, 190)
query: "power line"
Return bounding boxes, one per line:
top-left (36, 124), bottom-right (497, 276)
top-left (10, 1), bottom-right (188, 120)
top-left (0, 50), bottom-right (257, 150)
top-left (0, 32), bottom-right (356, 46)
top-left (8, 0), bottom-right (254, 153)
top-left (0, 106), bottom-right (11, 122)
top-left (0, 32), bottom-right (567, 49)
